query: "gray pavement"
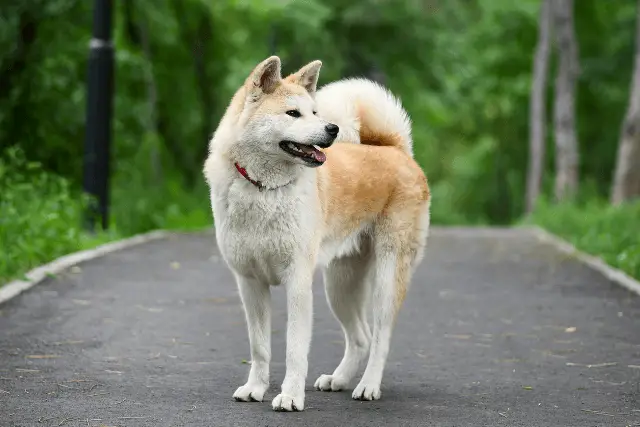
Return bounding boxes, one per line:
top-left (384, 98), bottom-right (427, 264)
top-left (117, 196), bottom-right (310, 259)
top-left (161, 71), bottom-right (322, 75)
top-left (0, 228), bottom-right (639, 427)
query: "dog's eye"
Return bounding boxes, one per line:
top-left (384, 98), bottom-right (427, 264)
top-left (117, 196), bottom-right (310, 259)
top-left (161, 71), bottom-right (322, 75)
top-left (313, 111), bottom-right (317, 115)
top-left (286, 110), bottom-right (301, 118)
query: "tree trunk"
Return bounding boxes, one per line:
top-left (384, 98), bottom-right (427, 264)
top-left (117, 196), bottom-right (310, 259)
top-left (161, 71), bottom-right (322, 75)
top-left (552, 0), bottom-right (580, 202)
top-left (525, 0), bottom-right (553, 214)
top-left (611, 0), bottom-right (640, 205)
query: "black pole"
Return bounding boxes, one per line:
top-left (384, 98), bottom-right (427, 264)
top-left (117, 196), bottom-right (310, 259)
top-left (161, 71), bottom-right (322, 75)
top-left (83, 0), bottom-right (114, 232)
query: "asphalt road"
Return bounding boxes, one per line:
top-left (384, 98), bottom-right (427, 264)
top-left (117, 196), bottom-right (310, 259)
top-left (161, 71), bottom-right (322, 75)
top-left (1, 228), bottom-right (639, 427)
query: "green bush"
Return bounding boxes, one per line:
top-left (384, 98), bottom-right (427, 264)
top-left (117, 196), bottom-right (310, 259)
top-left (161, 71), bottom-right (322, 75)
top-left (525, 199), bottom-right (640, 280)
top-left (0, 145), bottom-right (212, 284)
top-left (0, 147), bottom-right (98, 282)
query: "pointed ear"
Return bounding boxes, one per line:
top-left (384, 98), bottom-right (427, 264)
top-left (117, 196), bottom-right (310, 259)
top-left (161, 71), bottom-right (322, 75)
top-left (247, 56), bottom-right (282, 100)
top-left (287, 60), bottom-right (322, 96)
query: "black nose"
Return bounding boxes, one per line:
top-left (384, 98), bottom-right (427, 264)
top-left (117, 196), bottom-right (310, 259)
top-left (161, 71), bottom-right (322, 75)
top-left (325, 123), bottom-right (339, 137)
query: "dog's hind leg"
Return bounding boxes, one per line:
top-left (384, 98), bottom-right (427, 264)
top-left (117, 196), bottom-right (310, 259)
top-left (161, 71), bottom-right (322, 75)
top-left (314, 252), bottom-right (372, 392)
top-left (232, 274), bottom-right (271, 403)
top-left (352, 221), bottom-right (420, 401)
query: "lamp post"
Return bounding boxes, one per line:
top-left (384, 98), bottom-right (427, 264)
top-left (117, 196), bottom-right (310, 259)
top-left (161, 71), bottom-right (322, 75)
top-left (83, 0), bottom-right (114, 232)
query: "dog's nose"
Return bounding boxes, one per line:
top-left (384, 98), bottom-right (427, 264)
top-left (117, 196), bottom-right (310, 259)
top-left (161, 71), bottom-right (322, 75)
top-left (325, 123), bottom-right (339, 137)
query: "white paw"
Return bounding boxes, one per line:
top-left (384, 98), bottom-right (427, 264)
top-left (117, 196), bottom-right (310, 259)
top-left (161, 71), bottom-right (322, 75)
top-left (233, 382), bottom-right (268, 402)
top-left (314, 374), bottom-right (348, 391)
top-left (352, 381), bottom-right (381, 401)
top-left (272, 392), bottom-right (304, 412)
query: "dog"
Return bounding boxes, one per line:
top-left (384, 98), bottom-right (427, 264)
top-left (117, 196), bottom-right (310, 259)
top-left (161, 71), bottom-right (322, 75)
top-left (203, 56), bottom-right (430, 412)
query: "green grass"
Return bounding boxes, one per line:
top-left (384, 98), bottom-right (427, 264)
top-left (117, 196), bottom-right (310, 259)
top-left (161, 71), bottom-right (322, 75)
top-left (0, 147), bottom-right (212, 284)
top-left (524, 198), bottom-right (640, 280)
top-left (0, 148), bottom-right (114, 282)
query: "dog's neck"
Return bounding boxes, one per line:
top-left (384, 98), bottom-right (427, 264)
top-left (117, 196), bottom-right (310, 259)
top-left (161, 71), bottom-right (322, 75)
top-left (227, 144), bottom-right (303, 191)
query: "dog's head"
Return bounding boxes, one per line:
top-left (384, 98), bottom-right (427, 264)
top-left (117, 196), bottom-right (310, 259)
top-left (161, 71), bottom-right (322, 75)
top-left (238, 56), bottom-right (339, 167)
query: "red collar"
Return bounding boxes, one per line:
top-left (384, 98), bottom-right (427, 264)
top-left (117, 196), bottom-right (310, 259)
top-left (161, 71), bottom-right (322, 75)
top-left (234, 162), bottom-right (266, 191)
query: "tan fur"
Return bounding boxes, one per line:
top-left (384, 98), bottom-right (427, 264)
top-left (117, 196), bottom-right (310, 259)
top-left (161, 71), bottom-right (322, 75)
top-left (356, 102), bottom-right (407, 151)
top-left (251, 83), bottom-right (310, 115)
top-left (316, 140), bottom-right (429, 312)
top-left (317, 144), bottom-right (428, 234)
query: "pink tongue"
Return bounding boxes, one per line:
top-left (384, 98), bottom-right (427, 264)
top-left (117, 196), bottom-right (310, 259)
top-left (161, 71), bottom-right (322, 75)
top-left (313, 150), bottom-right (326, 163)
top-left (300, 145), bottom-right (326, 163)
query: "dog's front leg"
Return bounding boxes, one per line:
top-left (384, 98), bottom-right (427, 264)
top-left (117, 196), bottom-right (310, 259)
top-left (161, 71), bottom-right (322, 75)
top-left (233, 274), bottom-right (271, 403)
top-left (272, 267), bottom-right (313, 412)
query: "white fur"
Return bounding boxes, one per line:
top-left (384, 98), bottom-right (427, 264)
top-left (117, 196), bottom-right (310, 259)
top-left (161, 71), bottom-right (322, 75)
top-left (204, 60), bottom-right (428, 412)
top-left (318, 222), bottom-right (372, 267)
top-left (315, 78), bottom-right (414, 156)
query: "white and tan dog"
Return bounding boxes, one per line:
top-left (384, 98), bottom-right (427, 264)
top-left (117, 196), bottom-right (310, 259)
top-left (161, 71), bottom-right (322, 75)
top-left (203, 56), bottom-right (430, 412)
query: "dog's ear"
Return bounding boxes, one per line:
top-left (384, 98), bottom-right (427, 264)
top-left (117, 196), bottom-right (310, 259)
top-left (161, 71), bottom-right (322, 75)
top-left (247, 56), bottom-right (282, 100)
top-left (287, 60), bottom-right (322, 96)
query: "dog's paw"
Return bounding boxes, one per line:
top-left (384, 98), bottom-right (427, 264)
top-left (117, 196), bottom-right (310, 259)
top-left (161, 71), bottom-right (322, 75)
top-left (314, 374), bottom-right (348, 392)
top-left (272, 393), bottom-right (304, 412)
top-left (233, 382), bottom-right (268, 402)
top-left (352, 381), bottom-right (381, 401)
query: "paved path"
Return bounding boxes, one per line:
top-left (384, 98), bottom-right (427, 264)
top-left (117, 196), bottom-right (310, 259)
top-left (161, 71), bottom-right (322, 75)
top-left (1, 228), bottom-right (639, 427)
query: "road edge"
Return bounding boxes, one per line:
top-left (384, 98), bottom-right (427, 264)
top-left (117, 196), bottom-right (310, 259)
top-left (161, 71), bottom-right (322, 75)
top-left (528, 226), bottom-right (640, 296)
top-left (2, 226), bottom-right (636, 305)
top-left (0, 230), bottom-right (170, 305)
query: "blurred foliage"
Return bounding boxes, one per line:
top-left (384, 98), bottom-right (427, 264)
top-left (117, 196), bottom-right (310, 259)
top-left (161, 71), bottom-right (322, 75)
top-left (0, 147), bottom-right (116, 282)
top-left (0, 0), bottom-right (638, 280)
top-left (524, 198), bottom-right (640, 280)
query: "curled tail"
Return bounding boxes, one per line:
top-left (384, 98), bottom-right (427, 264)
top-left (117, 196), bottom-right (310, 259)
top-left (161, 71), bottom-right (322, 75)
top-left (315, 78), bottom-right (413, 157)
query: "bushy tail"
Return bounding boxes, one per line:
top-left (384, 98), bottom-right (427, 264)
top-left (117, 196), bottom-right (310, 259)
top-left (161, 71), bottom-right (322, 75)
top-left (315, 78), bottom-right (413, 156)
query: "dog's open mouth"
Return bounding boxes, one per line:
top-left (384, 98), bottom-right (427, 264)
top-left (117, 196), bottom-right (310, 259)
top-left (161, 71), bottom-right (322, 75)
top-left (279, 141), bottom-right (326, 166)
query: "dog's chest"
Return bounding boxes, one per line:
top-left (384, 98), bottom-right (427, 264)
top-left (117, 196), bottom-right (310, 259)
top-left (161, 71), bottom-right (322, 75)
top-left (214, 185), bottom-right (315, 284)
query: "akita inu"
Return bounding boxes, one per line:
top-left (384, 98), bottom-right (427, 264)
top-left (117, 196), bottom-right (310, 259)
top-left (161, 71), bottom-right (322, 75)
top-left (203, 56), bottom-right (430, 412)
